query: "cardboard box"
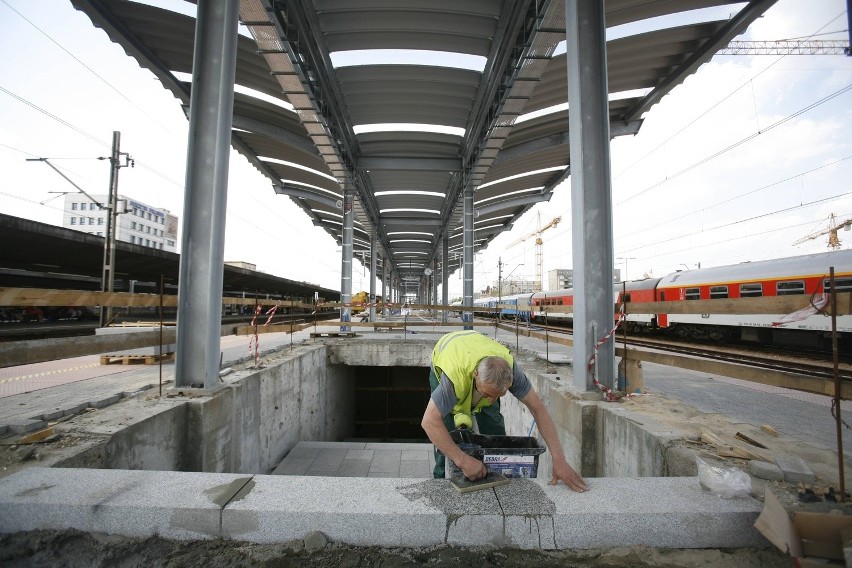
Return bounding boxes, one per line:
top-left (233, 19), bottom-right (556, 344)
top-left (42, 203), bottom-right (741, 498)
top-left (754, 489), bottom-right (852, 566)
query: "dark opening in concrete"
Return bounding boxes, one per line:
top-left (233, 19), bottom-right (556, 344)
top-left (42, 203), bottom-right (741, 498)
top-left (352, 366), bottom-right (430, 441)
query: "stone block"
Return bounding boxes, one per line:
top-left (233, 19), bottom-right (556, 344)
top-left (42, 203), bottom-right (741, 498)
top-left (5, 418), bottom-right (46, 434)
top-left (222, 476), bottom-right (447, 546)
top-left (775, 454), bottom-right (815, 483)
top-left (540, 477), bottom-right (767, 549)
top-left (88, 394), bottom-right (121, 409)
top-left (39, 409), bottom-right (65, 421)
top-left (0, 467), bottom-right (252, 540)
top-left (748, 460), bottom-right (784, 481)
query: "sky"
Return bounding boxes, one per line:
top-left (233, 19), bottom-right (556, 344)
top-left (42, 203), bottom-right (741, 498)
top-left (1, 0), bottom-right (851, 299)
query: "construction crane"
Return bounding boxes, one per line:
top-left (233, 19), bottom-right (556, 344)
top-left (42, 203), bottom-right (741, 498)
top-left (508, 212), bottom-right (561, 291)
top-left (718, 40), bottom-right (849, 56)
top-left (793, 213), bottom-right (852, 249)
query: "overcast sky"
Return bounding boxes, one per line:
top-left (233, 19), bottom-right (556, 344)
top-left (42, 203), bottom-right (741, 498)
top-left (1, 0), bottom-right (850, 298)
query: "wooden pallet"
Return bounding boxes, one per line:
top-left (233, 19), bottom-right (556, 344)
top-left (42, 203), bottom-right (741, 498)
top-left (309, 332), bottom-right (359, 339)
top-left (100, 352), bottom-right (175, 366)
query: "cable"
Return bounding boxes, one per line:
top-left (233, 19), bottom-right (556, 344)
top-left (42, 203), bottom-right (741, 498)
top-left (617, 153), bottom-right (852, 240)
top-left (618, 190), bottom-right (852, 254)
top-left (1, 0), bottom-right (173, 133)
top-left (618, 82), bottom-right (852, 205)
top-left (613, 10), bottom-right (849, 182)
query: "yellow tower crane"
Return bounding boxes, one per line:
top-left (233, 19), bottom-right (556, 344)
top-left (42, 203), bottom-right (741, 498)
top-left (792, 213), bottom-right (852, 250)
top-left (508, 212), bottom-right (561, 292)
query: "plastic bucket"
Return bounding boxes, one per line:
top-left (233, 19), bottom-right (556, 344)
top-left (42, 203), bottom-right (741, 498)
top-left (449, 431), bottom-right (545, 478)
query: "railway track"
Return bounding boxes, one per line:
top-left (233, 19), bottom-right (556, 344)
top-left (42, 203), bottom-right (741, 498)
top-left (488, 317), bottom-right (852, 382)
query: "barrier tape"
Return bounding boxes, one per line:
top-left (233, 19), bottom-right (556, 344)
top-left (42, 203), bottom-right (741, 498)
top-left (248, 305), bottom-right (263, 367)
top-left (771, 292), bottom-right (829, 327)
top-left (263, 305), bottom-right (278, 325)
top-left (587, 303), bottom-right (625, 402)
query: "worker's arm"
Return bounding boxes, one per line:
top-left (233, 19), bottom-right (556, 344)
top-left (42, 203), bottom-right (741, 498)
top-left (421, 399), bottom-right (486, 480)
top-left (519, 389), bottom-right (589, 492)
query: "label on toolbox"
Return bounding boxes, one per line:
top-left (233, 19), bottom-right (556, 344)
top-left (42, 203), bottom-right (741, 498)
top-left (484, 454), bottom-right (536, 478)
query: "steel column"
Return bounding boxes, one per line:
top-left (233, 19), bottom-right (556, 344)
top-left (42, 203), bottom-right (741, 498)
top-left (442, 233), bottom-right (449, 323)
top-left (463, 187), bottom-right (475, 330)
top-left (381, 256), bottom-right (387, 320)
top-left (566, 0), bottom-right (615, 392)
top-left (369, 236), bottom-right (377, 322)
top-left (340, 187), bottom-right (354, 331)
top-left (174, 0), bottom-right (239, 389)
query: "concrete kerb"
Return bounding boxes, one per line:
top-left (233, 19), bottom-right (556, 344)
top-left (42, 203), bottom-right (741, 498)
top-left (0, 467), bottom-right (769, 549)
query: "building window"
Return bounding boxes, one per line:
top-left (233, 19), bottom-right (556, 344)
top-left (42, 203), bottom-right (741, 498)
top-left (147, 226), bottom-right (151, 234)
top-left (71, 203), bottom-right (78, 211)
top-left (710, 285), bottom-right (728, 299)
top-left (98, 218), bottom-right (104, 225)
top-left (167, 240), bottom-right (175, 247)
top-left (131, 221), bottom-right (136, 230)
top-left (130, 236), bottom-right (135, 244)
top-left (90, 203), bottom-right (96, 210)
top-left (684, 287), bottom-right (700, 300)
top-left (97, 232), bottom-right (102, 236)
top-left (70, 218), bottom-right (76, 225)
top-left (88, 218), bottom-right (94, 225)
top-left (740, 283), bottom-right (763, 297)
top-left (777, 280), bottom-right (804, 296)
top-left (147, 213), bottom-right (152, 220)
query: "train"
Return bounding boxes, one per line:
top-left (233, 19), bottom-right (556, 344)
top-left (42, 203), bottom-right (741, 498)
top-left (471, 250), bottom-right (852, 350)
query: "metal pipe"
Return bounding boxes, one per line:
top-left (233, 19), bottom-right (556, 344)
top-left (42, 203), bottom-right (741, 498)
top-left (830, 267), bottom-right (846, 502)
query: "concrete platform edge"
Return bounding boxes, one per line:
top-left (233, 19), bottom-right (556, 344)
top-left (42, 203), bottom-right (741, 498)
top-left (0, 468), bottom-right (769, 550)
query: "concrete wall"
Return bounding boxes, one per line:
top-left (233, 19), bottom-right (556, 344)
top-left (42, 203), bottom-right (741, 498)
top-left (48, 338), bottom-right (695, 480)
top-left (186, 344), bottom-right (356, 474)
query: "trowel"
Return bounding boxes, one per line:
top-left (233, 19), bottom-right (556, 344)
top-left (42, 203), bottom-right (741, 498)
top-left (450, 471), bottom-right (509, 493)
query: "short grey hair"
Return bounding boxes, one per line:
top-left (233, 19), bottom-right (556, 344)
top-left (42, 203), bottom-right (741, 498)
top-left (477, 357), bottom-right (513, 392)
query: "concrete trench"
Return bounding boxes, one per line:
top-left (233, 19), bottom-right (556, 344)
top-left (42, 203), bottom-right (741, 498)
top-left (0, 338), bottom-right (768, 549)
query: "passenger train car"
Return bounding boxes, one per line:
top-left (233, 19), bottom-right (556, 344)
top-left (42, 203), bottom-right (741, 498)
top-left (474, 250), bottom-right (852, 349)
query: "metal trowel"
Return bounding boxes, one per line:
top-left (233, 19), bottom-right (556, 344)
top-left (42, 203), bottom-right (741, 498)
top-left (450, 471), bottom-right (509, 493)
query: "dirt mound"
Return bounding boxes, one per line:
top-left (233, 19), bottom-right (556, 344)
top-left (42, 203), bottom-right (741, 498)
top-left (0, 529), bottom-right (788, 567)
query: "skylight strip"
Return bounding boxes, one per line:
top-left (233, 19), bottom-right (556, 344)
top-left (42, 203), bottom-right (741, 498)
top-left (380, 208), bottom-right (441, 215)
top-left (479, 165), bottom-right (563, 189)
top-left (171, 71), bottom-right (295, 113)
top-left (263, 158), bottom-right (337, 182)
top-left (515, 88), bottom-right (651, 123)
top-left (330, 49), bottom-right (486, 72)
top-left (375, 190), bottom-right (445, 198)
top-left (354, 123), bottom-right (465, 137)
top-left (476, 188), bottom-right (542, 205)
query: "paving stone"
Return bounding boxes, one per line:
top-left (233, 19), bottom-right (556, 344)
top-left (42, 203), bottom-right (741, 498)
top-left (88, 394), bottom-right (121, 409)
top-left (63, 403), bottom-right (88, 417)
top-left (5, 418), bottom-right (46, 434)
top-left (748, 460), bottom-right (784, 481)
top-left (0, 467), bottom-right (250, 540)
top-left (775, 454), bottom-right (815, 483)
top-left (37, 409), bottom-right (65, 421)
top-left (337, 459), bottom-right (371, 477)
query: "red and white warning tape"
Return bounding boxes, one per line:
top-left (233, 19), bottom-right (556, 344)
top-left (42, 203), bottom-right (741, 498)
top-left (587, 303), bottom-right (625, 402)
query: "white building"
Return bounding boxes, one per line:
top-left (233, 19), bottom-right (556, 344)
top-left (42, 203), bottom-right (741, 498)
top-left (62, 194), bottom-right (178, 252)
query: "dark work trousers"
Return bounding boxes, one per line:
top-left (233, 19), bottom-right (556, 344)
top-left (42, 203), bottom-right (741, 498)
top-left (428, 366), bottom-right (506, 478)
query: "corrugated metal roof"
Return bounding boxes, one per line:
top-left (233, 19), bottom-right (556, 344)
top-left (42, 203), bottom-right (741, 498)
top-left (71, 0), bottom-right (776, 290)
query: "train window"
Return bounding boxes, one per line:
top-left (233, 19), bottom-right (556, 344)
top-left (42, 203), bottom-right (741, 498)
top-left (710, 286), bottom-right (728, 299)
top-left (659, 291), bottom-right (665, 301)
top-left (558, 299), bottom-right (563, 305)
top-left (740, 283), bottom-right (763, 297)
top-left (777, 280), bottom-right (804, 295)
top-left (824, 278), bottom-right (852, 292)
top-left (685, 288), bottom-right (700, 300)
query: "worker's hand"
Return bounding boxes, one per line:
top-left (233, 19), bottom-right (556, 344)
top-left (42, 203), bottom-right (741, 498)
top-left (459, 454), bottom-right (487, 480)
top-left (548, 459), bottom-right (589, 492)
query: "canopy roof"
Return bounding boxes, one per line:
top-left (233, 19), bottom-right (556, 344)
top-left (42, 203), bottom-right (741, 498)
top-left (72, 0), bottom-right (775, 291)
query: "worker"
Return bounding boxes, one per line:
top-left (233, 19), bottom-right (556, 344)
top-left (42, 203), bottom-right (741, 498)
top-left (421, 330), bottom-right (589, 492)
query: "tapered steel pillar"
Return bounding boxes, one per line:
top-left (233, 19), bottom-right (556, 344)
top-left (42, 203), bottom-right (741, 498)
top-left (441, 233), bottom-right (449, 323)
top-left (174, 0), bottom-right (239, 389)
top-left (381, 256), bottom-right (387, 320)
top-left (340, 187), bottom-right (354, 331)
top-left (369, 236), bottom-right (377, 322)
top-left (566, 0), bottom-right (615, 392)
top-left (462, 187), bottom-right (474, 330)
